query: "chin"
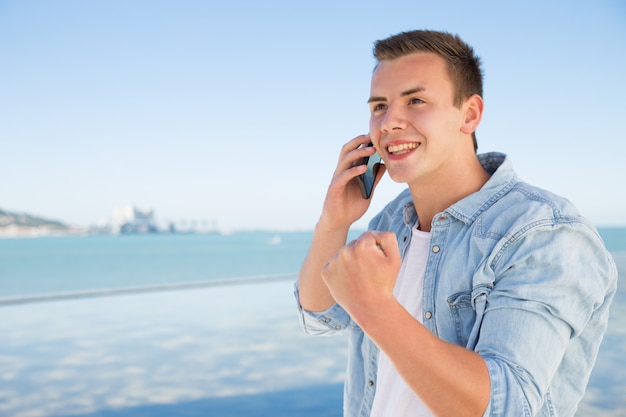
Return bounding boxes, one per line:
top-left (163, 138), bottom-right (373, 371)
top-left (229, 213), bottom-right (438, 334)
top-left (386, 170), bottom-right (411, 184)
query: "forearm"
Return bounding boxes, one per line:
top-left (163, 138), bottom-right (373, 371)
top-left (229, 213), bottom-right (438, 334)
top-left (356, 296), bottom-right (490, 417)
top-left (297, 135), bottom-right (380, 312)
top-left (297, 220), bottom-right (351, 312)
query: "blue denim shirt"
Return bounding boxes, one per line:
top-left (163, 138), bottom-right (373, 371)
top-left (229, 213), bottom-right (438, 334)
top-left (295, 153), bottom-right (617, 417)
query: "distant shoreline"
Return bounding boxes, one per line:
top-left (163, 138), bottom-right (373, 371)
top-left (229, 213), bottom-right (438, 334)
top-left (0, 225), bottom-right (86, 238)
top-left (2, 225), bottom-right (626, 239)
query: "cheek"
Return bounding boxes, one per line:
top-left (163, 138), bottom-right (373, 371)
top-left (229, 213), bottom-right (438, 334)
top-left (369, 120), bottom-right (381, 143)
top-left (368, 117), bottom-right (378, 134)
top-left (412, 110), bottom-right (437, 130)
top-left (411, 110), bottom-right (455, 141)
top-left (433, 107), bottom-right (464, 132)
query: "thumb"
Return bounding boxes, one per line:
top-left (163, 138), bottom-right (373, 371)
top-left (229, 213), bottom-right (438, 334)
top-left (369, 231), bottom-right (400, 260)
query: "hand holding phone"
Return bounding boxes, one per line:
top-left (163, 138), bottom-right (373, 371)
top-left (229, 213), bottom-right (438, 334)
top-left (356, 143), bottom-right (383, 199)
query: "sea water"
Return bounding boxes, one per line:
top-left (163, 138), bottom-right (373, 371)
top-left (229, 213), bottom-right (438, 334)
top-left (0, 228), bottom-right (624, 416)
top-left (0, 231), bottom-right (320, 300)
top-left (2, 227), bottom-right (623, 299)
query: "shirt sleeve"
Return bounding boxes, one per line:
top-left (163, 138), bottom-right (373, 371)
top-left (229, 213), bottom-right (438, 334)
top-left (294, 282), bottom-right (354, 336)
top-left (475, 221), bottom-right (616, 416)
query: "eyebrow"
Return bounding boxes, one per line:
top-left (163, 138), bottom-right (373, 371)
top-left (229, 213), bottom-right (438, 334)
top-left (367, 86), bottom-right (426, 104)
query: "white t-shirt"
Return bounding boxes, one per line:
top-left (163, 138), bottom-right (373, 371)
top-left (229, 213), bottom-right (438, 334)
top-left (370, 225), bottom-right (434, 417)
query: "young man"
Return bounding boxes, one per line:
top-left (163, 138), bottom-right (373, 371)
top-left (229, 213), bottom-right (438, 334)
top-left (295, 30), bottom-right (617, 417)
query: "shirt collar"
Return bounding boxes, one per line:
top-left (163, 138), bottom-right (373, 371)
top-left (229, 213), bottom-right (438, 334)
top-left (400, 152), bottom-right (518, 227)
top-left (446, 152), bottom-right (517, 225)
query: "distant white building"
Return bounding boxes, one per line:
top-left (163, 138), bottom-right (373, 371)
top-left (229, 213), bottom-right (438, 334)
top-left (112, 205), bottom-right (158, 234)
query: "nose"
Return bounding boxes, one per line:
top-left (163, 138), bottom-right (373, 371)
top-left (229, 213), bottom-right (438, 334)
top-left (380, 102), bottom-right (408, 133)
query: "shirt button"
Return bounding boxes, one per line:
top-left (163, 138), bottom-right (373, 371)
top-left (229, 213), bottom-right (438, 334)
top-left (432, 245), bottom-right (440, 253)
top-left (368, 380), bottom-right (375, 387)
top-left (334, 325), bottom-right (342, 330)
top-left (425, 311), bottom-right (432, 319)
top-left (403, 235), bottom-right (408, 242)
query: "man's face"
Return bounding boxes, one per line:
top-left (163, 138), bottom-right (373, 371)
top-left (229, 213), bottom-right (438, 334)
top-left (368, 52), bottom-right (467, 187)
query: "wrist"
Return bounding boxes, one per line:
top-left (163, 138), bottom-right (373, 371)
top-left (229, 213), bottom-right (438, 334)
top-left (316, 215), bottom-right (351, 235)
top-left (348, 291), bottom-right (400, 334)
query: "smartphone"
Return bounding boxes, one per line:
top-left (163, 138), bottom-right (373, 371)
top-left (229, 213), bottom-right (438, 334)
top-left (356, 143), bottom-right (382, 199)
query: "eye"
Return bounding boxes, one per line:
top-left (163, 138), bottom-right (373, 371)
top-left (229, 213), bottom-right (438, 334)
top-left (371, 103), bottom-right (388, 112)
top-left (409, 97), bottom-right (425, 105)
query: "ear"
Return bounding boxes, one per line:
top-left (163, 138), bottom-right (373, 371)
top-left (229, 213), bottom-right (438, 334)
top-left (460, 94), bottom-right (484, 135)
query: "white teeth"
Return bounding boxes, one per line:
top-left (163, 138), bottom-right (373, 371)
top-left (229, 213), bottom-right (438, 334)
top-left (388, 143), bottom-right (418, 154)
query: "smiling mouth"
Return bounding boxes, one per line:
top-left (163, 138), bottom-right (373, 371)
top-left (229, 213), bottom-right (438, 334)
top-left (387, 142), bottom-right (418, 155)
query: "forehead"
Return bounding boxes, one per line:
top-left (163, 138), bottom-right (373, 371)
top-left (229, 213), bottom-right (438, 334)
top-left (370, 52), bottom-right (453, 96)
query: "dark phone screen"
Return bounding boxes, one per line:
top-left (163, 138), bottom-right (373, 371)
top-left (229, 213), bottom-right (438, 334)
top-left (358, 148), bottom-right (382, 199)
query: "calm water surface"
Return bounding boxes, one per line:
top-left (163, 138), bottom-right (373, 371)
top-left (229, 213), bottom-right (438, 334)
top-left (0, 229), bottom-right (623, 416)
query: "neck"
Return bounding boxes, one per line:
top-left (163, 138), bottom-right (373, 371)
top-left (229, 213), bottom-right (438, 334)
top-left (410, 155), bottom-right (489, 232)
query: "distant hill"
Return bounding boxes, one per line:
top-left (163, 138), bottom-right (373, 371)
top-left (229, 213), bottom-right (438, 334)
top-left (0, 208), bottom-right (74, 236)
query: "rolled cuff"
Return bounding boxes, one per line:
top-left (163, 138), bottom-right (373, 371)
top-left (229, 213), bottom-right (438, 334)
top-left (294, 282), bottom-right (352, 336)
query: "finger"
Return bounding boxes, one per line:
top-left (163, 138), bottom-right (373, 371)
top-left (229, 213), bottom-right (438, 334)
top-left (326, 165), bottom-right (366, 200)
top-left (340, 135), bottom-right (372, 157)
top-left (371, 232), bottom-right (384, 252)
top-left (336, 136), bottom-right (376, 173)
top-left (369, 231), bottom-right (399, 257)
top-left (354, 231), bottom-right (382, 253)
top-left (360, 231), bottom-right (383, 251)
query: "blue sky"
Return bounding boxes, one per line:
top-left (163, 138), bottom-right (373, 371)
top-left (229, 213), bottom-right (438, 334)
top-left (1, 0), bottom-right (625, 231)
